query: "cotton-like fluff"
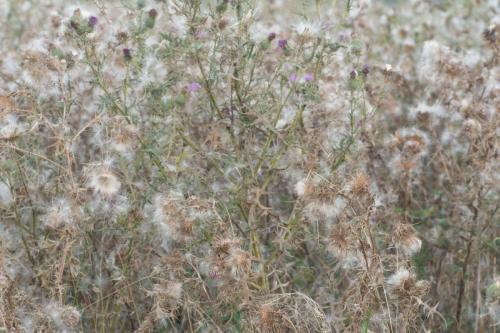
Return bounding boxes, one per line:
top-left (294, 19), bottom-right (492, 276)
top-left (0, 113), bottom-right (27, 140)
top-left (144, 193), bottom-right (193, 252)
top-left (393, 223), bottom-right (422, 256)
top-left (387, 268), bottom-right (429, 300)
top-left (418, 40), bottom-right (450, 84)
top-left (41, 198), bottom-right (81, 230)
top-left (0, 180), bottom-right (13, 207)
top-left (87, 165), bottom-right (121, 197)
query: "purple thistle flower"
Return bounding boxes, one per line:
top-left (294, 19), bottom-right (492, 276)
top-left (338, 33), bottom-right (348, 43)
top-left (123, 48), bottom-right (132, 61)
top-left (350, 69), bottom-right (358, 80)
top-left (148, 9), bottom-right (158, 18)
top-left (88, 16), bottom-right (98, 28)
top-left (268, 32), bottom-right (276, 41)
top-left (303, 72), bottom-right (314, 82)
top-left (362, 64), bottom-right (370, 75)
top-left (278, 39), bottom-right (288, 49)
top-left (188, 82), bottom-right (202, 93)
top-left (289, 73), bottom-right (297, 82)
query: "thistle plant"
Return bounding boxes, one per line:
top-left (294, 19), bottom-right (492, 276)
top-left (0, 0), bottom-right (498, 332)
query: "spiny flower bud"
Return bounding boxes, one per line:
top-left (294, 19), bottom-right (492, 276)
top-left (350, 69), bottom-right (358, 80)
top-left (69, 9), bottom-right (82, 31)
top-left (148, 9), bottom-right (158, 18)
top-left (145, 9), bottom-right (158, 29)
top-left (362, 64), bottom-right (370, 75)
top-left (123, 48), bottom-right (132, 61)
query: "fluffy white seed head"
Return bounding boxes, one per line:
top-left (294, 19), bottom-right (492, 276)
top-left (88, 169), bottom-right (121, 197)
top-left (0, 180), bottom-right (13, 207)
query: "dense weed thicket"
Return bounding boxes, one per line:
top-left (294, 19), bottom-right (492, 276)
top-left (0, 0), bottom-right (499, 332)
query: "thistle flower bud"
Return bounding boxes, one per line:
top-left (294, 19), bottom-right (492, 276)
top-left (148, 9), bottom-right (158, 19)
top-left (350, 69), bottom-right (358, 80)
top-left (70, 10), bottom-right (94, 34)
top-left (145, 9), bottom-right (158, 29)
top-left (123, 48), bottom-right (132, 61)
top-left (362, 64), bottom-right (370, 75)
top-left (69, 9), bottom-right (82, 31)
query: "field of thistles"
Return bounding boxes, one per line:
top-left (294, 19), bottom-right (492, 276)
top-left (0, 0), bottom-right (498, 332)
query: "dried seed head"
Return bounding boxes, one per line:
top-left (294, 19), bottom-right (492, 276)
top-left (482, 25), bottom-right (497, 45)
top-left (111, 123), bottom-right (139, 154)
top-left (88, 169), bottom-right (121, 197)
top-left (214, 237), bottom-right (241, 258)
top-left (117, 31), bottom-right (129, 43)
top-left (463, 118), bottom-right (482, 140)
top-left (259, 305), bottom-right (281, 331)
top-left (387, 268), bottom-right (415, 296)
top-left (153, 282), bottom-right (183, 303)
top-left (218, 18), bottom-right (229, 30)
top-left (294, 178), bottom-right (313, 198)
top-left (0, 180), bottom-right (13, 207)
top-left (350, 172), bottom-right (370, 195)
top-left (328, 223), bottom-right (352, 258)
top-left (0, 113), bottom-right (27, 140)
top-left (62, 307), bottom-right (80, 328)
top-left (42, 198), bottom-right (80, 230)
top-left (227, 248), bottom-right (251, 280)
top-left (394, 223), bottom-right (422, 255)
top-left (387, 269), bottom-right (429, 300)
